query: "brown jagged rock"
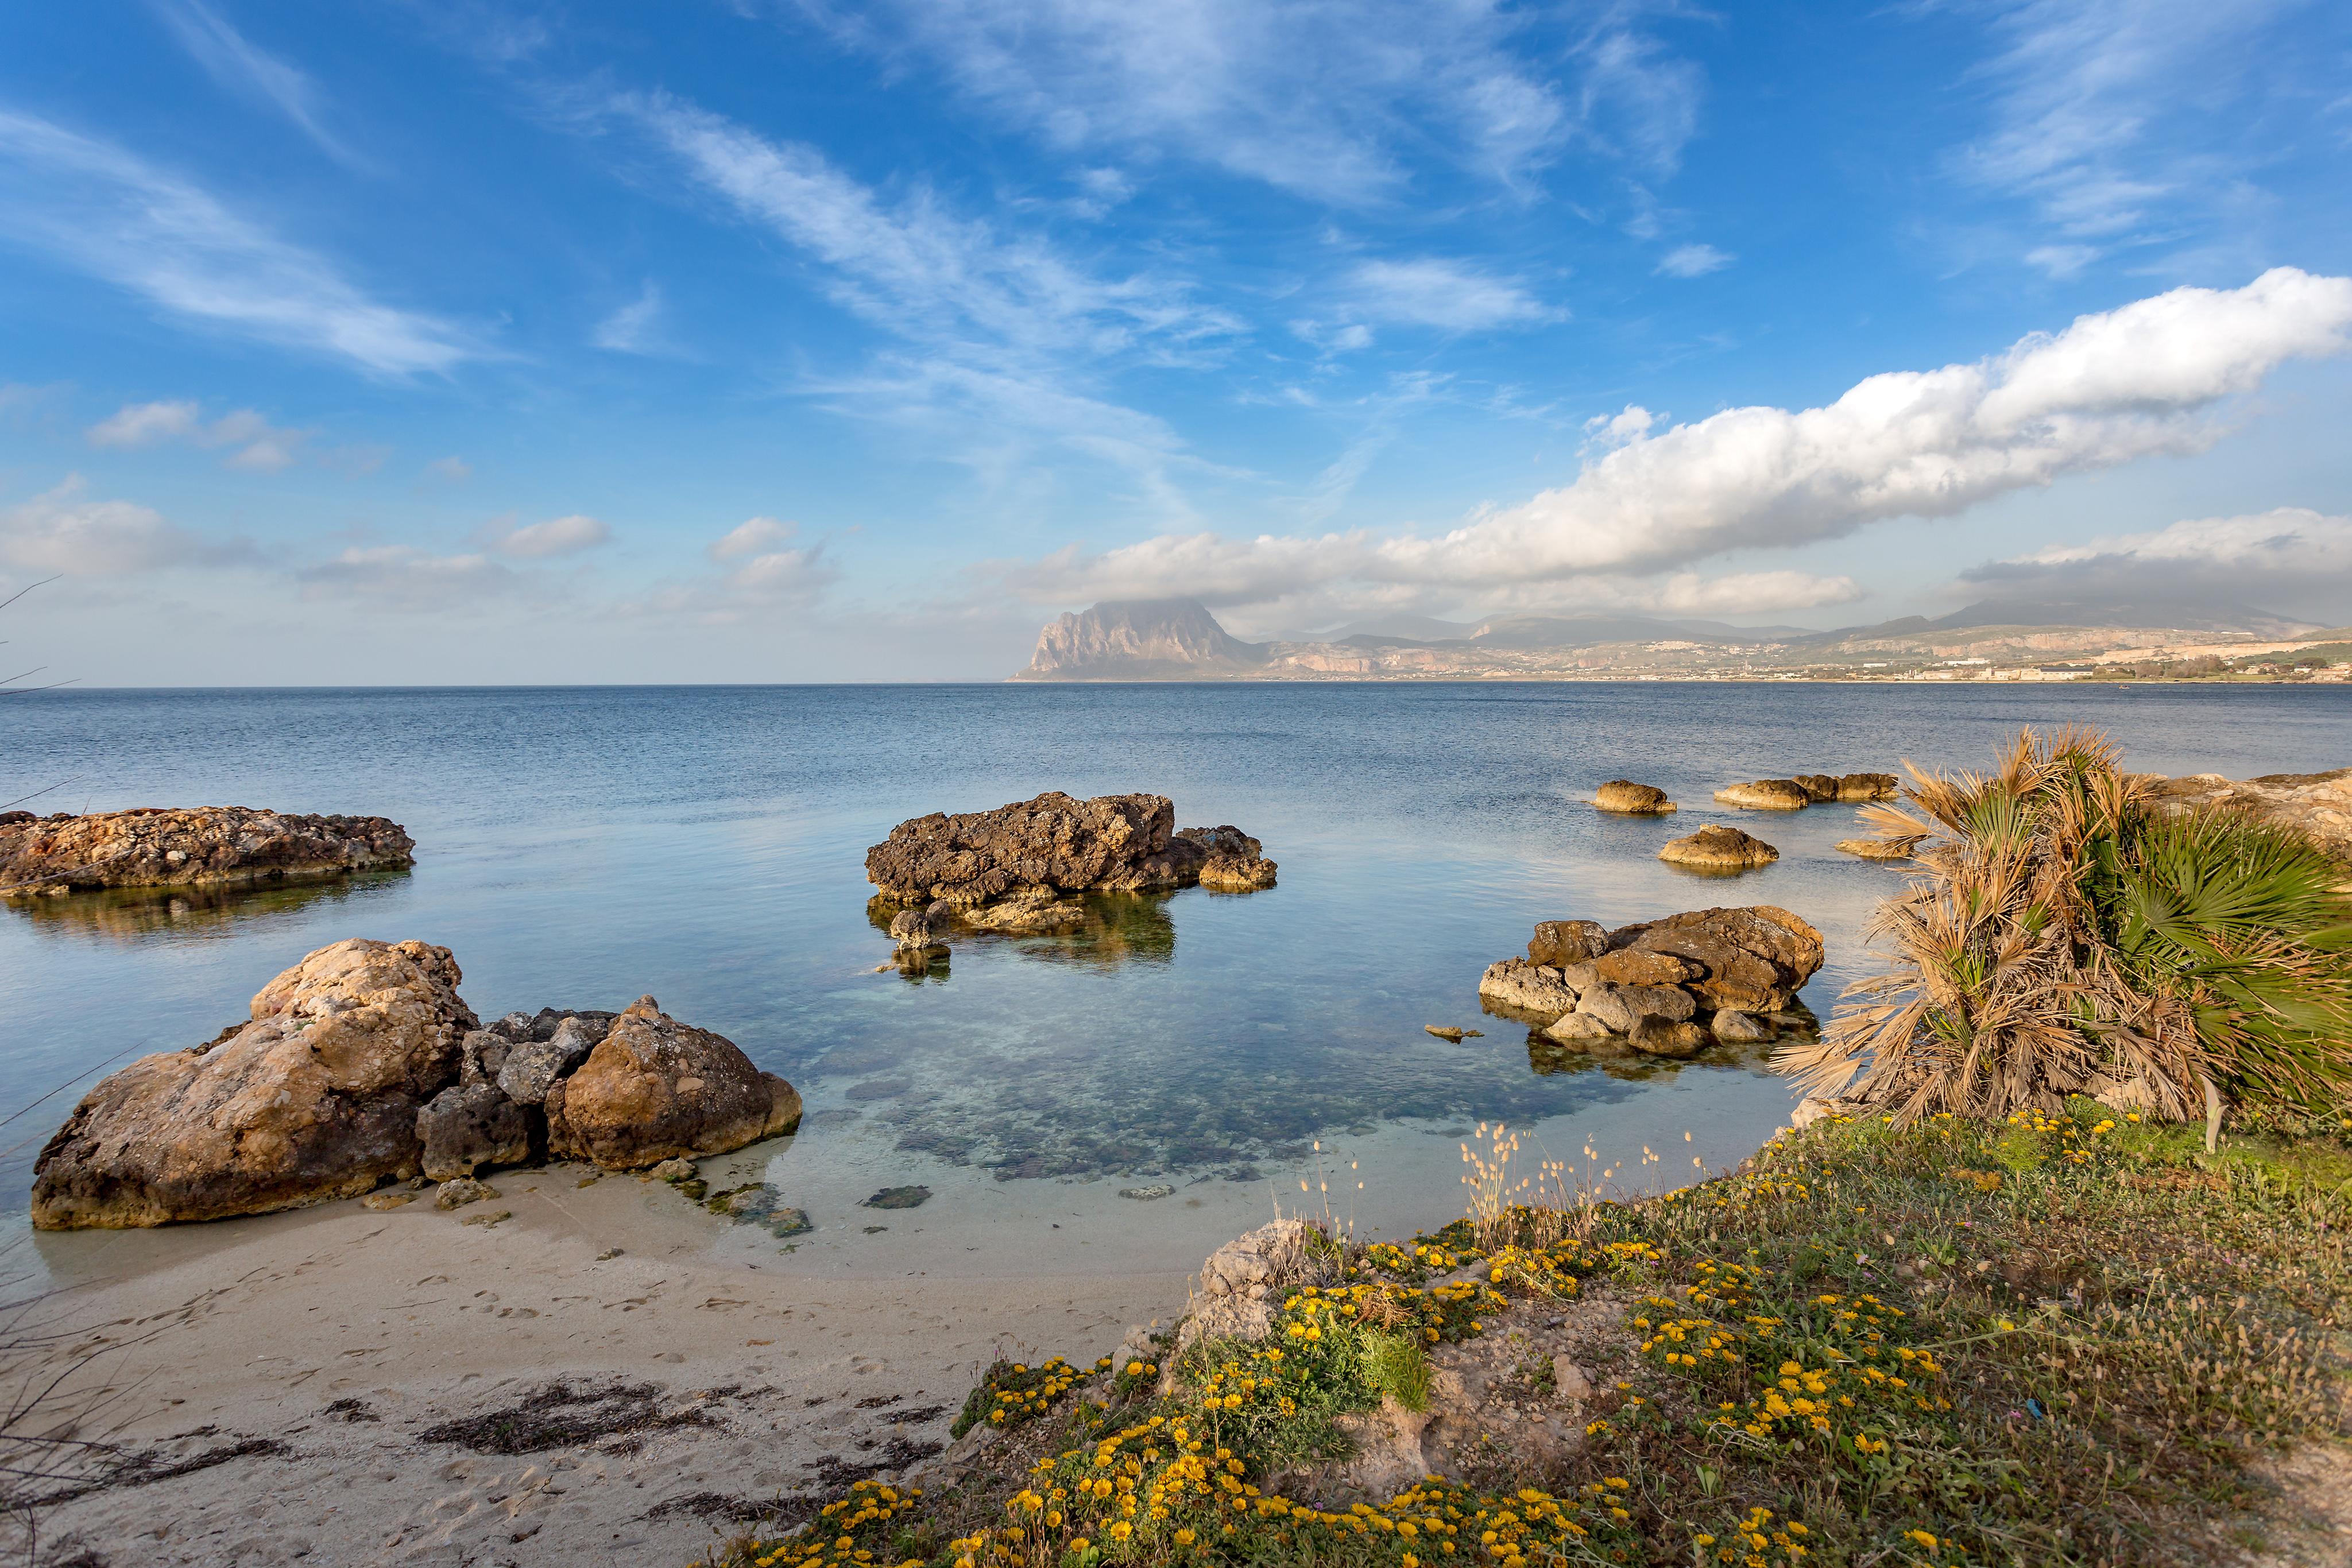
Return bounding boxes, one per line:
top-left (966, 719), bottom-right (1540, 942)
top-left (1477, 959), bottom-right (1583, 1021)
top-left (30, 939), bottom-right (476, 1229)
top-left (1836, 773), bottom-right (1901, 802)
top-left (864, 792), bottom-right (1274, 907)
top-left (1658, 823), bottom-right (1779, 870)
top-left (1604, 905), bottom-right (1824, 1013)
top-left (1792, 775), bottom-right (1841, 803)
top-left (1528, 920), bottom-right (1608, 967)
top-left (1593, 781), bottom-right (1676, 814)
top-left (2145, 766), bottom-right (2352, 864)
top-left (545, 996), bottom-right (802, 1170)
top-left (1713, 779), bottom-right (1812, 811)
top-left (0, 807), bottom-right (413, 897)
top-left (1177, 825), bottom-right (1279, 891)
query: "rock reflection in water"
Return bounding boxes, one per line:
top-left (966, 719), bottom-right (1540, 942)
top-left (866, 891), bottom-right (1177, 971)
top-left (4, 872), bottom-right (408, 944)
top-left (1523, 1029), bottom-right (1782, 1082)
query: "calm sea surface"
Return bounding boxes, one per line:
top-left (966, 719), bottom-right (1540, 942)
top-left (5, 683), bottom-right (2347, 1279)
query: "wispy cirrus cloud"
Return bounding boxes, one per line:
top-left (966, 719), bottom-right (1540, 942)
top-left (86, 400), bottom-right (312, 472)
top-left (0, 110), bottom-right (473, 375)
top-left (1343, 258), bottom-right (1557, 332)
top-left (1953, 0), bottom-right (2314, 274)
top-left (629, 91), bottom-right (1239, 365)
top-left (494, 513), bottom-right (612, 559)
top-left (149, 0), bottom-right (365, 168)
top-left (999, 268), bottom-right (2352, 609)
top-left (592, 280), bottom-right (671, 354)
top-left (1655, 243), bottom-right (1732, 278)
top-left (790, 0), bottom-right (1704, 202)
top-left (296, 544), bottom-right (515, 607)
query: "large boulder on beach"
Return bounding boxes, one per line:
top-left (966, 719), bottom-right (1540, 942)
top-left (865, 792), bottom-right (1274, 906)
top-left (1658, 824), bottom-right (1778, 870)
top-left (417, 1081), bottom-right (533, 1181)
top-left (1593, 781), bottom-right (1675, 814)
top-left (0, 807), bottom-right (413, 897)
top-left (1713, 779), bottom-right (1812, 811)
top-left (30, 939), bottom-right (475, 1229)
top-left (544, 996), bottom-right (802, 1170)
top-left (1604, 905), bottom-right (1824, 1013)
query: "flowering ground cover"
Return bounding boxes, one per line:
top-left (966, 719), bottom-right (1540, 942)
top-left (706, 1102), bottom-right (2351, 1568)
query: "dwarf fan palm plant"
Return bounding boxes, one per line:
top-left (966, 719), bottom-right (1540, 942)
top-left (1779, 726), bottom-right (2352, 1122)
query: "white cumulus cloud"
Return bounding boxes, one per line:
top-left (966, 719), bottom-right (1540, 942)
top-left (1001, 268), bottom-right (2352, 607)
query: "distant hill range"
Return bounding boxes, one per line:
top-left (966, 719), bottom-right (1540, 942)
top-left (1013, 598), bottom-right (2336, 682)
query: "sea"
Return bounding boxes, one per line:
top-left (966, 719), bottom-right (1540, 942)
top-left (4, 682), bottom-right (2347, 1284)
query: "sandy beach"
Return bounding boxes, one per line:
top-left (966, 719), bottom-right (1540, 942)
top-left (7, 1161), bottom-right (1217, 1568)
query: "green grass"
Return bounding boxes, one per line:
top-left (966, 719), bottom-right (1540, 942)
top-left (710, 1102), bottom-right (2352, 1568)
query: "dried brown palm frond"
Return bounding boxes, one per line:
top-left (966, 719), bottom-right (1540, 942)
top-left (1778, 725), bottom-right (2285, 1123)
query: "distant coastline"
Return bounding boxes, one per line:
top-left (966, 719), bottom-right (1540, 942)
top-left (1011, 598), bottom-right (2352, 685)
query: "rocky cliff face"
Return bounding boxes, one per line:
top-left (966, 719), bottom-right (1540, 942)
top-left (1017, 599), bottom-right (1268, 680)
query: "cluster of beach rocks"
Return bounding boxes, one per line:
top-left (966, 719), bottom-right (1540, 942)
top-left (30, 938), bottom-right (799, 1229)
top-left (0, 806), bottom-right (413, 897)
top-left (2146, 766), bottom-right (2352, 865)
top-left (1479, 905), bottom-right (1824, 1058)
top-left (868, 791), bottom-right (1274, 962)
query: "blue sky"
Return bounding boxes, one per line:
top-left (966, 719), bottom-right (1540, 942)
top-left (2, 1), bottom-right (2350, 683)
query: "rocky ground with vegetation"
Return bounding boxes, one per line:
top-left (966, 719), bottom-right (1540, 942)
top-left (698, 1104), bottom-right (2351, 1568)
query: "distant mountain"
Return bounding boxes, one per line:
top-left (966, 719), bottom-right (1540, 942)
top-left (1016, 599), bottom-right (1270, 680)
top-left (1268, 613), bottom-right (1481, 644)
top-left (1922, 598), bottom-right (2323, 637)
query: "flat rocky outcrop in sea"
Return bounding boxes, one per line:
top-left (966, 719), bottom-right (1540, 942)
top-left (0, 806), bottom-right (413, 897)
top-left (1592, 781), bottom-right (1676, 814)
top-left (1479, 905), bottom-right (1823, 1059)
top-left (865, 792), bottom-right (1275, 966)
top-left (1714, 773), bottom-right (1896, 811)
top-left (30, 939), bottom-right (800, 1229)
top-left (1657, 823), bottom-right (1778, 870)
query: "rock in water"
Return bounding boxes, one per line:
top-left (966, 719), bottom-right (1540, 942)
top-left (1708, 1010), bottom-right (1773, 1044)
top-left (0, 807), bottom-right (414, 897)
top-left (1658, 824), bottom-right (1780, 870)
top-left (1835, 835), bottom-right (1924, 861)
top-left (1177, 825), bottom-right (1279, 891)
top-left (864, 791), bottom-right (1275, 905)
top-left (865, 792), bottom-right (1173, 903)
top-left (1713, 779), bottom-right (1813, 811)
top-left (417, 1081), bottom-right (533, 1181)
top-left (1574, 982), bottom-right (1697, 1033)
top-left (1593, 781), bottom-right (1676, 814)
top-left (544, 996), bottom-right (802, 1170)
top-left (1604, 906), bottom-right (1824, 1013)
top-left (30, 939), bottom-right (476, 1229)
top-left (1527, 920), bottom-right (1608, 967)
top-left (1628, 1017), bottom-right (1708, 1058)
top-left (1477, 959), bottom-right (1583, 1021)
top-left (1837, 773), bottom-right (1901, 802)
top-left (1543, 1011), bottom-right (1615, 1042)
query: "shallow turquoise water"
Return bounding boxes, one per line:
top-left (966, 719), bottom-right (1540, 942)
top-left (5, 682), bottom-right (2346, 1264)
